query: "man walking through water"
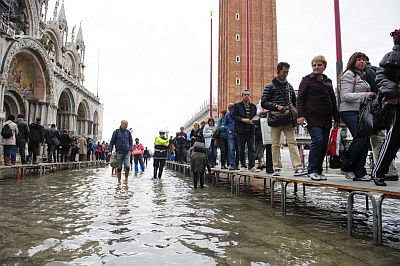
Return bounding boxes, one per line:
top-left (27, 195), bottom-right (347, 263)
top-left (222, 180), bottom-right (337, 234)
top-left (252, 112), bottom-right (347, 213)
top-left (108, 120), bottom-right (133, 184)
top-left (153, 130), bottom-right (170, 179)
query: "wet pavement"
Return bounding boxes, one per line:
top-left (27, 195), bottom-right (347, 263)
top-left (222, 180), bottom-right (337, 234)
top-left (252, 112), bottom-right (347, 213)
top-left (0, 161), bottom-right (400, 265)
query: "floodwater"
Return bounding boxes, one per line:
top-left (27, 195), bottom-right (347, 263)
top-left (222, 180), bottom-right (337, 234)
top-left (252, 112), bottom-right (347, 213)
top-left (0, 160), bottom-right (400, 265)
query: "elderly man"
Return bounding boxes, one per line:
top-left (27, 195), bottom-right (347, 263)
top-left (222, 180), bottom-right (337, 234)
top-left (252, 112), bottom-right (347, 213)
top-left (108, 120), bottom-right (133, 184)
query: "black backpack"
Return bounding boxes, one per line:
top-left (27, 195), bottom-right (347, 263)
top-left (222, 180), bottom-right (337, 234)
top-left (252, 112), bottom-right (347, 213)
top-left (1, 123), bottom-right (13, 139)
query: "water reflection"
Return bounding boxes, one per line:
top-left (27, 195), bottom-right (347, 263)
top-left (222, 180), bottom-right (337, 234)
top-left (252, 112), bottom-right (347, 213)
top-left (0, 166), bottom-right (399, 265)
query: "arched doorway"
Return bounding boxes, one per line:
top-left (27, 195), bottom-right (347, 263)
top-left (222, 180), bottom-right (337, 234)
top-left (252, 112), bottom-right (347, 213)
top-left (56, 89), bottom-right (74, 131)
top-left (76, 101), bottom-right (89, 135)
top-left (3, 92), bottom-right (25, 119)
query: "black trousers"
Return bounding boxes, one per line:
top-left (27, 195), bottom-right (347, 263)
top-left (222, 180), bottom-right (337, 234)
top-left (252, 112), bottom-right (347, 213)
top-left (372, 105), bottom-right (400, 179)
top-left (192, 172), bottom-right (205, 188)
top-left (153, 159), bottom-right (166, 178)
top-left (16, 138), bottom-right (27, 164)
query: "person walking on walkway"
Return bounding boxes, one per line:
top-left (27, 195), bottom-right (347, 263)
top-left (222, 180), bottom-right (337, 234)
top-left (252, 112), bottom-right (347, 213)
top-left (225, 103), bottom-right (239, 170)
top-left (216, 111), bottom-right (228, 169)
top-left (175, 127), bottom-right (187, 163)
top-left (28, 117), bottom-right (44, 164)
top-left (1, 115), bottom-right (18, 166)
top-left (339, 52), bottom-right (374, 181)
top-left (190, 142), bottom-right (211, 188)
top-left (297, 55), bottom-right (340, 181)
top-left (372, 28), bottom-right (400, 186)
top-left (203, 117), bottom-right (217, 168)
top-left (153, 130), bottom-right (170, 179)
top-left (132, 138), bottom-right (145, 174)
top-left (261, 62), bottom-right (307, 177)
top-left (15, 114), bottom-right (29, 164)
top-left (232, 89), bottom-right (259, 172)
top-left (45, 124), bottom-right (60, 163)
top-left (108, 120), bottom-right (133, 184)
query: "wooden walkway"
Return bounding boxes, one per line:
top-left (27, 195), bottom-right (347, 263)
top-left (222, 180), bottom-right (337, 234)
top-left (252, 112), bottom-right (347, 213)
top-left (0, 160), bottom-right (107, 179)
top-left (165, 161), bottom-right (400, 246)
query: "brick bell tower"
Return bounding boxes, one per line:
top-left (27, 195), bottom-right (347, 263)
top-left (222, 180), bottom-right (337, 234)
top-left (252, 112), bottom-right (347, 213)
top-left (218, 0), bottom-right (278, 113)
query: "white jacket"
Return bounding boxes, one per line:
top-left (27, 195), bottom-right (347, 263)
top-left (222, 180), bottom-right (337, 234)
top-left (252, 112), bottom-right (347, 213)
top-left (1, 120), bottom-right (19, 145)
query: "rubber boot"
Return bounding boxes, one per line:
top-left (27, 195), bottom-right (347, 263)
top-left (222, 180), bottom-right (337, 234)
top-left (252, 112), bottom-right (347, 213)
top-left (158, 167), bottom-right (163, 179)
top-left (192, 174), bottom-right (198, 188)
top-left (140, 163), bottom-right (145, 172)
top-left (134, 163), bottom-right (139, 174)
top-left (153, 167), bottom-right (158, 179)
top-left (4, 156), bottom-right (11, 166)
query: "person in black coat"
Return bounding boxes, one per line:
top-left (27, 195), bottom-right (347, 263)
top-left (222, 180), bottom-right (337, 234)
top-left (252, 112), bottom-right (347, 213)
top-left (60, 129), bottom-right (72, 162)
top-left (15, 114), bottom-right (29, 164)
top-left (28, 117), bottom-right (44, 164)
top-left (232, 89), bottom-right (258, 171)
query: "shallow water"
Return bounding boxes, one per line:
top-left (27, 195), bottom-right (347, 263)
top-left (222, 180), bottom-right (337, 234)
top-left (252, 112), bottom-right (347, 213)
top-left (0, 162), bottom-right (399, 265)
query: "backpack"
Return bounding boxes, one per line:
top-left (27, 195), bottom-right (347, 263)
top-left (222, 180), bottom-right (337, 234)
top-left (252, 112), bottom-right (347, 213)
top-left (1, 123), bottom-right (13, 139)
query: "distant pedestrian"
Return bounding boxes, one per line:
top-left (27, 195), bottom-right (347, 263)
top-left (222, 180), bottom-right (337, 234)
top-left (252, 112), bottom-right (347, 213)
top-left (45, 124), bottom-right (60, 163)
top-left (153, 130), bottom-right (169, 179)
top-left (216, 111), bottom-right (228, 169)
top-left (60, 129), bottom-right (72, 162)
top-left (143, 147), bottom-right (150, 166)
top-left (132, 138), bottom-right (145, 174)
top-left (1, 115), bottom-right (18, 166)
top-left (232, 89), bottom-right (259, 172)
top-left (175, 127), bottom-right (187, 163)
top-left (15, 114), bottom-right (29, 164)
top-left (108, 120), bottom-right (133, 184)
top-left (28, 117), bottom-right (44, 164)
top-left (203, 117), bottom-right (217, 168)
top-left (225, 103), bottom-right (239, 170)
top-left (78, 134), bottom-right (87, 161)
top-left (190, 142), bottom-right (211, 188)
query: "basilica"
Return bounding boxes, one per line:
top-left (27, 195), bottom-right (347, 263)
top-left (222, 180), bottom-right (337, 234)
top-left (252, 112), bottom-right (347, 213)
top-left (0, 0), bottom-right (103, 140)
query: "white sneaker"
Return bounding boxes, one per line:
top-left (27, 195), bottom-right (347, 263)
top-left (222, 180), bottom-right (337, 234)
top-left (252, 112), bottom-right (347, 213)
top-left (240, 167), bottom-right (247, 171)
top-left (272, 169), bottom-right (281, 176)
top-left (249, 167), bottom-right (260, 172)
top-left (294, 169), bottom-right (307, 176)
top-left (344, 172), bottom-right (356, 180)
top-left (310, 173), bottom-right (322, 181)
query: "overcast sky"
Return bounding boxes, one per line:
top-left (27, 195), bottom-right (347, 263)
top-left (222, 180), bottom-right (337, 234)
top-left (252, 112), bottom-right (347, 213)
top-left (48, 0), bottom-right (399, 149)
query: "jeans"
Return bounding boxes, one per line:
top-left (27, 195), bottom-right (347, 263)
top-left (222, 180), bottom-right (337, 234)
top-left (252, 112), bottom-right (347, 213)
top-left (116, 151), bottom-right (131, 172)
top-left (227, 131), bottom-right (239, 168)
top-left (218, 138), bottom-right (228, 166)
top-left (3, 145), bottom-right (14, 159)
top-left (340, 111), bottom-right (369, 178)
top-left (134, 154), bottom-right (145, 172)
top-left (237, 132), bottom-right (256, 169)
top-left (307, 126), bottom-right (330, 174)
top-left (176, 145), bottom-right (186, 163)
top-left (47, 144), bottom-right (56, 162)
top-left (206, 143), bottom-right (217, 167)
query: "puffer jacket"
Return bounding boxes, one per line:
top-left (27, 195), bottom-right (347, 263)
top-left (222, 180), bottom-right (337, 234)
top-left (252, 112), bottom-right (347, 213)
top-left (1, 120), bottom-right (18, 145)
top-left (376, 45), bottom-right (400, 100)
top-left (261, 77), bottom-right (296, 111)
top-left (15, 118), bottom-right (29, 141)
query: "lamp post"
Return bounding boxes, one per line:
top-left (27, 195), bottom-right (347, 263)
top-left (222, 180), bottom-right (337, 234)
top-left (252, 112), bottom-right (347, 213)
top-left (246, 0), bottom-right (250, 91)
top-left (209, 11), bottom-right (213, 118)
top-left (334, 0), bottom-right (343, 83)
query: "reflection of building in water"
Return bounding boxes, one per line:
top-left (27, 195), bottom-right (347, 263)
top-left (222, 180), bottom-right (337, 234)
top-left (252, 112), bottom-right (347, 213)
top-left (0, 0), bottom-right (103, 140)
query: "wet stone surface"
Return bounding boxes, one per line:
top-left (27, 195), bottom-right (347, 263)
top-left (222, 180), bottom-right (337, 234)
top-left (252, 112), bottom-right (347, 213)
top-left (0, 164), bottom-right (400, 265)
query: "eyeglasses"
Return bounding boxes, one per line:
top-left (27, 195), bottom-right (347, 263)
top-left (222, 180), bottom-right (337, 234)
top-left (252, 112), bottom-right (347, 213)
top-left (312, 63), bottom-right (324, 67)
top-left (242, 94), bottom-right (250, 96)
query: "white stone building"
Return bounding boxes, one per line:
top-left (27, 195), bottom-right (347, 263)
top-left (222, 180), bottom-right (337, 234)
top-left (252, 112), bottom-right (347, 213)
top-left (0, 0), bottom-right (103, 140)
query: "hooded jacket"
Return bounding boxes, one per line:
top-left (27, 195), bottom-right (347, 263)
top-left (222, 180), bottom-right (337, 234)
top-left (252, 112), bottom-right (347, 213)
top-left (376, 45), bottom-right (400, 100)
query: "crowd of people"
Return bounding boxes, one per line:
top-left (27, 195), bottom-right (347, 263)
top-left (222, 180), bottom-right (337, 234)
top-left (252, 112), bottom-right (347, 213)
top-left (167, 28), bottom-right (400, 187)
top-left (0, 115), bottom-right (111, 166)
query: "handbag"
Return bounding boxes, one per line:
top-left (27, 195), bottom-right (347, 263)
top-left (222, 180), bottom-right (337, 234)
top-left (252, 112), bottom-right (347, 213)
top-left (267, 110), bottom-right (291, 127)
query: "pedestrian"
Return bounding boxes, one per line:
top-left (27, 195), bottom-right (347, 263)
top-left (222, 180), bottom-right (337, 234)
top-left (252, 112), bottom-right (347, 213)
top-left (77, 134), bottom-right (87, 161)
top-left (339, 52), bottom-right (374, 181)
top-left (190, 142), bottom-right (211, 188)
top-left (261, 62), bottom-right (307, 176)
top-left (15, 114), bottom-right (29, 164)
top-left (108, 120), bottom-right (133, 184)
top-left (203, 117), bottom-right (217, 168)
top-left (132, 138), bottom-right (145, 174)
top-left (190, 122), bottom-right (201, 147)
top-left (60, 129), bottom-right (72, 162)
top-left (216, 111), bottom-right (228, 169)
top-left (1, 115), bottom-right (18, 166)
top-left (232, 89), bottom-right (259, 172)
top-left (255, 100), bottom-right (273, 173)
top-left (143, 147), bottom-right (150, 166)
top-left (297, 55), bottom-right (340, 180)
top-left (45, 124), bottom-right (60, 163)
top-left (372, 28), bottom-right (400, 186)
top-left (28, 117), bottom-right (44, 164)
top-left (175, 127), bottom-right (187, 163)
top-left (225, 103), bottom-right (239, 170)
top-left (153, 130), bottom-right (170, 179)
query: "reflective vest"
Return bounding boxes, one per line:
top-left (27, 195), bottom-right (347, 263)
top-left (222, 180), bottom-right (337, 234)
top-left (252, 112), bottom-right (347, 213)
top-left (153, 136), bottom-right (169, 159)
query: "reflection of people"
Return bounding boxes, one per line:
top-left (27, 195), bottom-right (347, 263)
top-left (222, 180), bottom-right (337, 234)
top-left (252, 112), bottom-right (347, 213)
top-left (108, 120), bottom-right (133, 184)
top-left (372, 28), bottom-right (400, 186)
top-left (153, 130), bottom-right (169, 179)
top-left (339, 52), bottom-right (374, 181)
top-left (297, 55), bottom-right (340, 181)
